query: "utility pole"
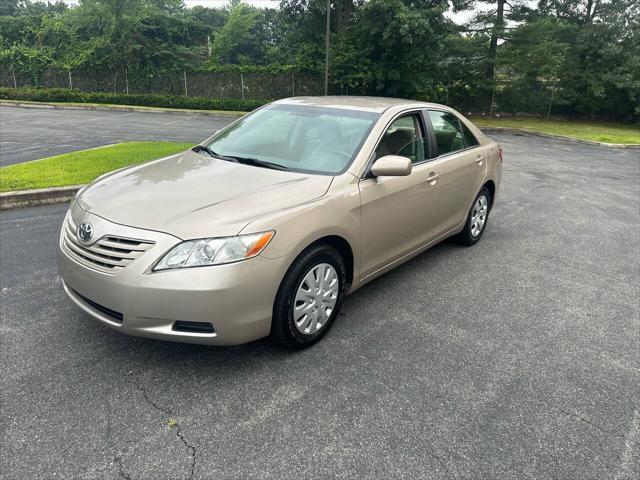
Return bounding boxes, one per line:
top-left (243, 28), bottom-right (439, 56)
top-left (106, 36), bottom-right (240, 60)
top-left (183, 70), bottom-right (188, 97)
top-left (324, 0), bottom-right (330, 95)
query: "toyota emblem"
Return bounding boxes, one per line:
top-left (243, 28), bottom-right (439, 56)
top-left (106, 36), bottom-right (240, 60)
top-left (77, 222), bottom-right (94, 243)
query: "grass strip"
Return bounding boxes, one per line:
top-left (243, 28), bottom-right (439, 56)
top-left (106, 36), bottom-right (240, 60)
top-left (471, 116), bottom-right (639, 145)
top-left (0, 141), bottom-right (194, 192)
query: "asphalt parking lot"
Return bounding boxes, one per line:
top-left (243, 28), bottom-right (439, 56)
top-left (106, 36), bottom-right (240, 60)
top-left (1, 132), bottom-right (639, 479)
top-left (0, 105), bottom-right (234, 166)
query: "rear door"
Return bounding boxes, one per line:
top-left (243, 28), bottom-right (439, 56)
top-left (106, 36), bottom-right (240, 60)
top-left (424, 110), bottom-right (485, 236)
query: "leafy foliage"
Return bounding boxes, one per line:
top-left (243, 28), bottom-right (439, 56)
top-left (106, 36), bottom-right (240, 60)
top-left (0, 87), bottom-right (266, 111)
top-left (210, 0), bottom-right (267, 64)
top-left (0, 0), bottom-right (637, 120)
top-left (332, 0), bottom-right (454, 97)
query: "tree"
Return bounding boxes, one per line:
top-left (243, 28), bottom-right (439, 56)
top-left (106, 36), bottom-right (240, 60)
top-left (0, 0), bottom-right (19, 16)
top-left (459, 0), bottom-right (530, 111)
top-left (551, 0), bottom-right (640, 119)
top-left (210, 0), bottom-right (269, 64)
top-left (332, 0), bottom-right (454, 97)
top-left (499, 17), bottom-right (572, 115)
top-left (538, 0), bottom-right (607, 24)
top-left (0, 0), bottom-right (636, 120)
top-left (275, 0), bottom-right (333, 71)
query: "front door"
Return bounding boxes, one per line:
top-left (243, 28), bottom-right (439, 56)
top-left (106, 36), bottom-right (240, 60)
top-left (358, 112), bottom-right (440, 279)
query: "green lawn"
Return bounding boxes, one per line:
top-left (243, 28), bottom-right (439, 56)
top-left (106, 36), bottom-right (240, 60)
top-left (472, 116), bottom-right (640, 144)
top-left (0, 141), bottom-right (193, 192)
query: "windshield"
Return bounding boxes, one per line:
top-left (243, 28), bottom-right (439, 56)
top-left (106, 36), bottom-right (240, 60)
top-left (205, 104), bottom-right (380, 175)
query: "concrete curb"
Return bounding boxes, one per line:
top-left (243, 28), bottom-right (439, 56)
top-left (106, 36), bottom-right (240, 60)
top-left (0, 185), bottom-right (84, 211)
top-left (0, 100), bottom-right (246, 117)
top-left (481, 127), bottom-right (640, 149)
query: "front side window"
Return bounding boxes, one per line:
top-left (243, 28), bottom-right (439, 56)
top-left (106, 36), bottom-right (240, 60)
top-left (374, 113), bottom-right (428, 164)
top-left (205, 104), bottom-right (379, 175)
top-left (428, 110), bottom-right (467, 155)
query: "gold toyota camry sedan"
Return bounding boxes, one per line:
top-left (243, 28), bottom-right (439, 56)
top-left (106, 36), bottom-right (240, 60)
top-left (58, 97), bottom-right (502, 349)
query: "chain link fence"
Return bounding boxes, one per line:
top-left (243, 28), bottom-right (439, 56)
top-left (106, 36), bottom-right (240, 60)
top-left (0, 67), bottom-right (325, 100)
top-left (0, 66), bottom-right (567, 117)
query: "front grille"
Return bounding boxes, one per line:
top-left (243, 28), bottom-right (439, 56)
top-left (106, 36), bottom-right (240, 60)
top-left (63, 214), bottom-right (154, 274)
top-left (72, 289), bottom-right (123, 323)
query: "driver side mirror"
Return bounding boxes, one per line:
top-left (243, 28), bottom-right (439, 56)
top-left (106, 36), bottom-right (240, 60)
top-left (371, 155), bottom-right (412, 177)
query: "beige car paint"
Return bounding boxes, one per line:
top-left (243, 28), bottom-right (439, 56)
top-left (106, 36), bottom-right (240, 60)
top-left (358, 157), bottom-right (442, 279)
top-left (58, 96), bottom-right (502, 345)
top-left (76, 150), bottom-right (333, 239)
top-left (369, 155), bottom-right (412, 177)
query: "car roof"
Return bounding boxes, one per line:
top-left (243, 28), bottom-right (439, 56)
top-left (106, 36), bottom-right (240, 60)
top-left (273, 96), bottom-right (449, 113)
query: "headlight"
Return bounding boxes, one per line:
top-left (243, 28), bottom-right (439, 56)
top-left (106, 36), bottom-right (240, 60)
top-left (153, 231), bottom-right (274, 271)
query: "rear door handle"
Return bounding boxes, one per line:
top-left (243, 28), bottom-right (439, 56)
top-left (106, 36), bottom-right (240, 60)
top-left (426, 173), bottom-right (440, 183)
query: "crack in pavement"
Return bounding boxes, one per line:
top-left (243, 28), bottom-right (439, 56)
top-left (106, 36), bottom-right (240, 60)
top-left (176, 429), bottom-right (197, 480)
top-left (427, 450), bottom-right (455, 479)
top-left (137, 383), bottom-right (172, 416)
top-left (132, 383), bottom-right (197, 480)
top-left (558, 407), bottom-right (623, 437)
top-left (614, 408), bottom-right (640, 480)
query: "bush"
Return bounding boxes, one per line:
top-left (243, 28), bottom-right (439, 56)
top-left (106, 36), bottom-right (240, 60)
top-left (0, 87), bottom-right (266, 112)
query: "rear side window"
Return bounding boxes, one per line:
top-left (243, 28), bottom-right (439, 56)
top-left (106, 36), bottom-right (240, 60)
top-left (461, 121), bottom-right (480, 148)
top-left (428, 111), bottom-right (466, 155)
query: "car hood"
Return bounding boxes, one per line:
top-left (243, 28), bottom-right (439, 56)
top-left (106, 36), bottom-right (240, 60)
top-left (76, 149), bottom-right (333, 239)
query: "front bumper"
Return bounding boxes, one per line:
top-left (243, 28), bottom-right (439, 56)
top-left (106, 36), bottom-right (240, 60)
top-left (57, 204), bottom-right (290, 345)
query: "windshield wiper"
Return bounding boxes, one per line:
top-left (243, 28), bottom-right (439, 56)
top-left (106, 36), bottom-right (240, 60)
top-left (192, 147), bottom-right (288, 171)
top-left (191, 145), bottom-right (238, 162)
top-left (226, 156), bottom-right (289, 171)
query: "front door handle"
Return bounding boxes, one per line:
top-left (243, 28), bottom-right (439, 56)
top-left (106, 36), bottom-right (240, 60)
top-left (426, 173), bottom-right (440, 183)
top-left (475, 155), bottom-right (484, 165)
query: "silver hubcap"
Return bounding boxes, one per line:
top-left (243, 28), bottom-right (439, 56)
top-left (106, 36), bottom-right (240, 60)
top-left (470, 195), bottom-right (488, 237)
top-left (293, 263), bottom-right (339, 335)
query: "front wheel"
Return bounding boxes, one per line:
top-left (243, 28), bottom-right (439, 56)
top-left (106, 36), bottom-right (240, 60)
top-left (271, 244), bottom-right (347, 349)
top-left (457, 187), bottom-right (491, 246)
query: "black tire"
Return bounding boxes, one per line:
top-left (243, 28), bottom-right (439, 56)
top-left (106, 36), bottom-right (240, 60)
top-left (457, 187), bottom-right (491, 246)
top-left (271, 244), bottom-right (347, 350)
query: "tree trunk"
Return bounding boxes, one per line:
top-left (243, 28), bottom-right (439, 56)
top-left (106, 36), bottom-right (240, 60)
top-left (585, 0), bottom-right (600, 23)
top-left (486, 0), bottom-right (505, 112)
top-left (335, 0), bottom-right (355, 34)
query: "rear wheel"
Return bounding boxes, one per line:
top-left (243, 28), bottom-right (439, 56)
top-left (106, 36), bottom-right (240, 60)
top-left (271, 244), bottom-right (347, 349)
top-left (457, 187), bottom-right (491, 246)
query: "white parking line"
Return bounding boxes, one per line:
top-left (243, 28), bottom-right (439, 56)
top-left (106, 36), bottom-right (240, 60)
top-left (10, 145), bottom-right (43, 152)
top-left (0, 110), bottom-right (47, 118)
top-left (83, 112), bottom-right (137, 122)
top-left (161, 115), bottom-right (197, 126)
